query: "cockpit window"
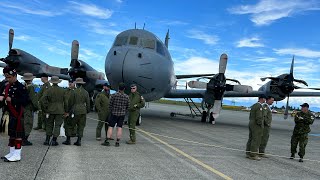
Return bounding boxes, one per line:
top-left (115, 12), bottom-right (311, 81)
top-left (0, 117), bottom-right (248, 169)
top-left (114, 36), bottom-right (128, 46)
top-left (156, 41), bottom-right (165, 56)
top-left (142, 39), bottom-right (155, 49)
top-left (129, 36), bottom-right (139, 45)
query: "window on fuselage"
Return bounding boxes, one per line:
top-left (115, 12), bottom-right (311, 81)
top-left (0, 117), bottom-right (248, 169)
top-left (142, 39), bottom-right (155, 49)
top-left (114, 36), bottom-right (128, 46)
top-left (129, 36), bottom-right (139, 45)
top-left (156, 41), bottom-right (165, 56)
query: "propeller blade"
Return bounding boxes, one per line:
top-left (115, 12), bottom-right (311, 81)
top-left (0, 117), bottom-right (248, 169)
top-left (71, 40), bottom-right (79, 61)
top-left (293, 79), bottom-right (308, 87)
top-left (290, 56), bottom-right (294, 75)
top-left (226, 78), bottom-right (241, 85)
top-left (212, 100), bottom-right (222, 119)
top-left (284, 95), bottom-right (290, 119)
top-left (9, 29), bottom-right (14, 51)
top-left (187, 81), bottom-right (207, 89)
top-left (219, 54), bottom-right (228, 74)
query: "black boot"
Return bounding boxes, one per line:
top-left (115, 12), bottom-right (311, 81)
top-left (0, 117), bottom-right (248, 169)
top-left (51, 137), bottom-right (59, 146)
top-left (22, 136), bottom-right (33, 146)
top-left (74, 137), bottom-right (81, 146)
top-left (43, 135), bottom-right (51, 145)
top-left (290, 153), bottom-right (295, 159)
top-left (62, 136), bottom-right (71, 145)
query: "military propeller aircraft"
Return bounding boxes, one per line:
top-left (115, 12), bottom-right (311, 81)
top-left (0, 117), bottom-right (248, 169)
top-left (0, 29), bottom-right (107, 103)
top-left (0, 29), bottom-right (69, 79)
top-left (105, 29), bottom-right (253, 123)
top-left (189, 56), bottom-right (320, 119)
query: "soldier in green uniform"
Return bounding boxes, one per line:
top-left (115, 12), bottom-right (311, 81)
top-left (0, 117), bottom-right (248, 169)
top-left (290, 103), bottom-right (314, 162)
top-left (22, 73), bottom-right (38, 146)
top-left (246, 95), bottom-right (267, 160)
top-left (95, 83), bottom-right (111, 141)
top-left (34, 73), bottom-right (51, 131)
top-left (41, 76), bottom-right (68, 146)
top-left (67, 78), bottom-right (90, 146)
top-left (62, 79), bottom-right (76, 145)
top-left (126, 84), bottom-right (145, 144)
top-left (259, 96), bottom-right (274, 157)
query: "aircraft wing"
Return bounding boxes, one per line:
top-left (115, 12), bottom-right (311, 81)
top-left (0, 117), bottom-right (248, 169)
top-left (176, 74), bottom-right (215, 79)
top-left (164, 89), bottom-right (265, 99)
top-left (164, 89), bottom-right (205, 98)
top-left (222, 90), bottom-right (320, 98)
top-left (35, 73), bottom-right (71, 80)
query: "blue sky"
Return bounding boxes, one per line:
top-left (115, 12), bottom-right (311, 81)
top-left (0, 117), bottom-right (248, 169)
top-left (1, 0), bottom-right (320, 110)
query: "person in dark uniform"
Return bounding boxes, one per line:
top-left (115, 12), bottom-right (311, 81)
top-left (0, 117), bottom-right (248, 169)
top-left (290, 103), bottom-right (314, 162)
top-left (0, 67), bottom-right (29, 162)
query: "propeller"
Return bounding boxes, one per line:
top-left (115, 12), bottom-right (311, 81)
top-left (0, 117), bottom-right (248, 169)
top-left (9, 29), bottom-right (14, 51)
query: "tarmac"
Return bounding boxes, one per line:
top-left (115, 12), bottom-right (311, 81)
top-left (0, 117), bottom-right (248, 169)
top-left (0, 102), bottom-right (319, 180)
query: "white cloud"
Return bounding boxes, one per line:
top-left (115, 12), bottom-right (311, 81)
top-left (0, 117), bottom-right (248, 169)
top-left (15, 35), bottom-right (31, 41)
top-left (47, 46), bottom-right (69, 56)
top-left (274, 48), bottom-right (320, 58)
top-left (0, 3), bottom-right (62, 16)
top-left (236, 37), bottom-right (264, 48)
top-left (87, 21), bottom-right (120, 36)
top-left (116, 0), bottom-right (123, 3)
top-left (69, 1), bottom-right (113, 19)
top-left (57, 40), bottom-right (69, 46)
top-left (186, 30), bottom-right (219, 45)
top-left (79, 48), bottom-right (104, 61)
top-left (228, 0), bottom-right (320, 26)
top-left (160, 20), bottom-right (189, 26)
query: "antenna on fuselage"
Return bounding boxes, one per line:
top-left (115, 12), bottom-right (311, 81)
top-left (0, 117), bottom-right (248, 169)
top-left (165, 29), bottom-right (170, 48)
top-left (143, 23), bottom-right (145, 30)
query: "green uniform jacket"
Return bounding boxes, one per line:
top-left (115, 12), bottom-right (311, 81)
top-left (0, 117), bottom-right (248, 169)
top-left (128, 92), bottom-right (145, 112)
top-left (25, 84), bottom-right (38, 111)
top-left (69, 86), bottom-right (90, 115)
top-left (65, 88), bottom-right (75, 112)
top-left (95, 91), bottom-right (110, 120)
top-left (249, 102), bottom-right (266, 126)
top-left (38, 81), bottom-right (51, 112)
top-left (293, 111), bottom-right (314, 135)
top-left (263, 104), bottom-right (272, 127)
top-left (41, 84), bottom-right (68, 114)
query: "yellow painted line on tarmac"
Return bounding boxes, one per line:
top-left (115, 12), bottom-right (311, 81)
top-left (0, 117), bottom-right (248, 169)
top-left (138, 128), bottom-right (233, 180)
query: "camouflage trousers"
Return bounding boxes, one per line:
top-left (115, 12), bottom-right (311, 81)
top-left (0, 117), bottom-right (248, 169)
top-left (291, 133), bottom-right (308, 158)
top-left (46, 114), bottom-right (64, 138)
top-left (64, 116), bottom-right (77, 137)
top-left (128, 111), bottom-right (139, 142)
top-left (259, 126), bottom-right (270, 153)
top-left (96, 115), bottom-right (109, 138)
top-left (71, 114), bottom-right (86, 138)
top-left (23, 109), bottom-right (34, 136)
top-left (246, 122), bottom-right (264, 156)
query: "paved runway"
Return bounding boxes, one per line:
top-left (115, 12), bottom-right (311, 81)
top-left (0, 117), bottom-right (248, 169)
top-left (0, 102), bottom-right (319, 180)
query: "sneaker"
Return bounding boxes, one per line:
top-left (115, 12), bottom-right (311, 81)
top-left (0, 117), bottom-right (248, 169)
top-left (115, 142), bottom-right (120, 147)
top-left (248, 156), bottom-right (261, 161)
top-left (96, 137), bottom-right (101, 141)
top-left (101, 141), bottom-right (110, 146)
top-left (126, 140), bottom-right (136, 144)
top-left (108, 137), bottom-right (114, 140)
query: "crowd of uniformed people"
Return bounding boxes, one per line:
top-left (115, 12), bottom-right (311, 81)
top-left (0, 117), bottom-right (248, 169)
top-left (0, 67), bottom-right (145, 162)
top-left (0, 66), bottom-right (314, 163)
